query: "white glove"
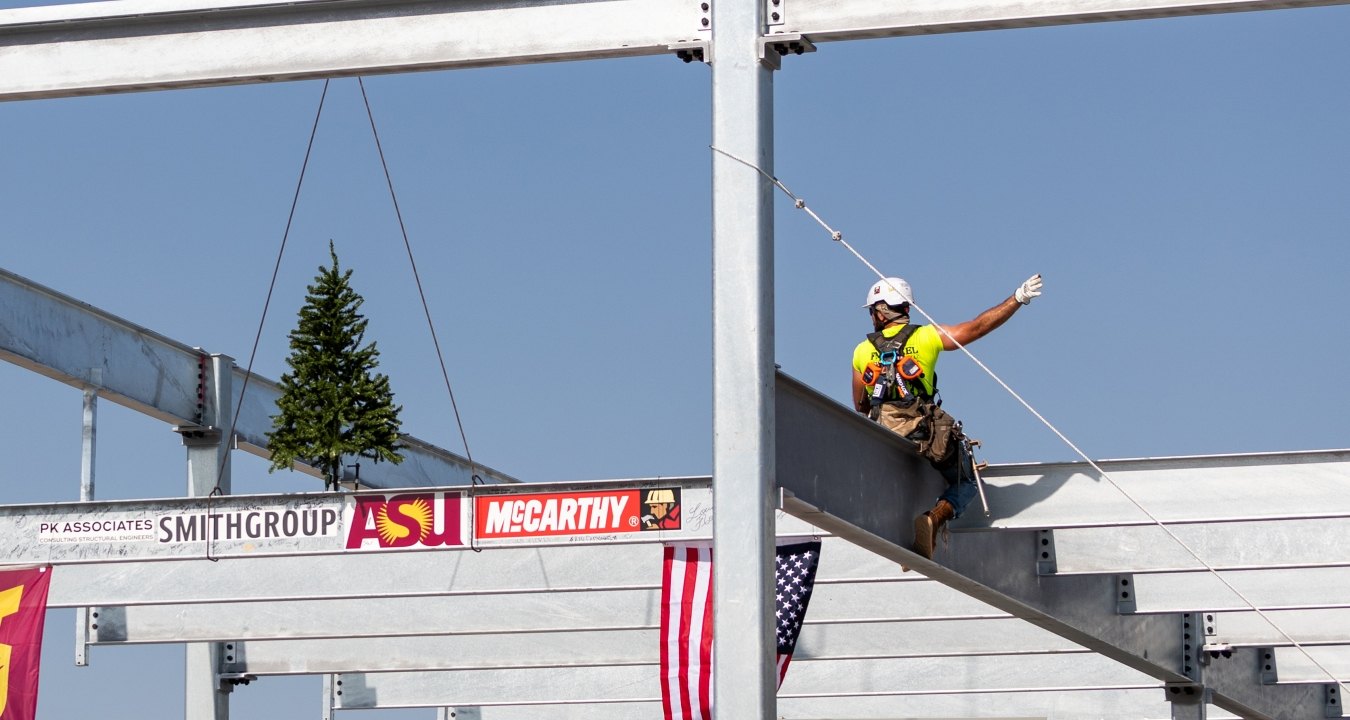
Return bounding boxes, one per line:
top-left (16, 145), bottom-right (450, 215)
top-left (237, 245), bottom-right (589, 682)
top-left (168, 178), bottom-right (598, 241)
top-left (1014, 274), bottom-right (1042, 305)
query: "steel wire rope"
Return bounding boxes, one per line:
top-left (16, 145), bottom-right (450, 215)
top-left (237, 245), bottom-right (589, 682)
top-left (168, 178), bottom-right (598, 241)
top-left (205, 79), bottom-right (332, 562)
top-left (709, 144), bottom-right (1342, 687)
top-left (357, 78), bottom-right (485, 551)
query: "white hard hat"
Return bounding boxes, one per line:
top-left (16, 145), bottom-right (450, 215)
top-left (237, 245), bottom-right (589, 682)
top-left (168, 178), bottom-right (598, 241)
top-left (864, 277), bottom-right (913, 308)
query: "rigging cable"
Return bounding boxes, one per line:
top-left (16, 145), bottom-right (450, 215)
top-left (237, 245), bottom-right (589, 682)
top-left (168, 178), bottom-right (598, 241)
top-left (358, 78), bottom-right (485, 553)
top-left (708, 144), bottom-right (1340, 686)
top-left (357, 77), bottom-right (481, 488)
top-left (206, 79), bottom-right (332, 562)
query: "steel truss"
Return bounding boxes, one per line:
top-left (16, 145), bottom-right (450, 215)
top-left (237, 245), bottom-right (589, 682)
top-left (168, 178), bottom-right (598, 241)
top-left (3, 0), bottom-right (1350, 717)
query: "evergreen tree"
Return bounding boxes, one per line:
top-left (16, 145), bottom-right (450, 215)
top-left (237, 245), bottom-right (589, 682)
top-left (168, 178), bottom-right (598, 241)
top-left (268, 242), bottom-right (404, 488)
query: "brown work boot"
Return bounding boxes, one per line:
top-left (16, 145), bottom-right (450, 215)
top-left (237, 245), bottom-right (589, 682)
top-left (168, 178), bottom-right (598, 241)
top-left (913, 499), bottom-right (955, 560)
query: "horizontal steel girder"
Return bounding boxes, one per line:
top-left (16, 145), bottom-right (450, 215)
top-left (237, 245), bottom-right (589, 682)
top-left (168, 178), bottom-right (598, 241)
top-left (1270, 646), bottom-right (1350, 682)
top-left (325, 690), bottom-right (1191, 720)
top-left (0, 0), bottom-right (705, 101)
top-left (83, 580), bottom-right (1003, 642)
top-left (1051, 517), bottom-right (1350, 573)
top-left (3, 0), bottom-right (1349, 100)
top-left (782, 0), bottom-right (1350, 44)
top-left (218, 620), bottom-right (1086, 674)
top-left (43, 529), bottom-right (904, 606)
top-left (0, 267), bottom-right (515, 488)
top-left (972, 449), bottom-right (1350, 529)
top-left (0, 478), bottom-right (712, 564)
top-left (329, 656), bottom-right (1157, 708)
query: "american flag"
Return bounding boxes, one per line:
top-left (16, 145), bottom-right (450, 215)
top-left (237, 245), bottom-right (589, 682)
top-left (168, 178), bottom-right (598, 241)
top-left (659, 539), bottom-right (822, 719)
top-left (773, 539), bottom-right (822, 687)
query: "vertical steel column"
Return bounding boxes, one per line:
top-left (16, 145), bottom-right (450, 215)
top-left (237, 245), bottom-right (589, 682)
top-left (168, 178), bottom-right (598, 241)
top-left (184, 353), bottom-right (234, 720)
top-left (711, 0), bottom-right (776, 715)
top-left (75, 378), bottom-right (98, 666)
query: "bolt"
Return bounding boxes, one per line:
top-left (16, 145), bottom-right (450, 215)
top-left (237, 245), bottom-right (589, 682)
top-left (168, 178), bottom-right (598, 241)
top-left (701, 17), bottom-right (709, 26)
top-left (771, 11), bottom-right (779, 20)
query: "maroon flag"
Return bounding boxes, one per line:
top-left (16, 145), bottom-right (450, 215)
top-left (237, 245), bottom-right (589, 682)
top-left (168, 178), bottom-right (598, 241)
top-left (659, 540), bottom-right (822, 719)
top-left (0, 566), bottom-right (52, 720)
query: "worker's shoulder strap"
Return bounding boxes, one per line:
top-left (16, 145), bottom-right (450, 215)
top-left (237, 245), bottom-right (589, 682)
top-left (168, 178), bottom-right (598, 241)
top-left (867, 324), bottom-right (923, 354)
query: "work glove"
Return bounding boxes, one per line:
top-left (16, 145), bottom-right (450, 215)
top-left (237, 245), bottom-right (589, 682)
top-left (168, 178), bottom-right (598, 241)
top-left (1014, 274), bottom-right (1043, 305)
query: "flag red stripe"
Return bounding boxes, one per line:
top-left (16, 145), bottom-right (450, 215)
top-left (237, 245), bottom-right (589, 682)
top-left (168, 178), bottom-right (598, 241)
top-left (659, 546), bottom-right (675, 720)
top-left (697, 551), bottom-right (714, 719)
top-left (677, 546), bottom-right (700, 720)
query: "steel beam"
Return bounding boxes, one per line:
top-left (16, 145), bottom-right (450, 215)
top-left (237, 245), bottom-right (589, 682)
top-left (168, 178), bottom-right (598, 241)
top-left (779, 0), bottom-right (1350, 44)
top-left (1218, 610), bottom-right (1350, 647)
top-left (1269, 646), bottom-right (1350, 683)
top-left (779, 380), bottom-right (1350, 530)
top-left (41, 530), bottom-right (911, 607)
top-left (78, 580), bottom-right (1006, 643)
top-left (320, 689), bottom-right (1185, 720)
top-left (4, 0), bottom-right (1348, 101)
top-left (1131, 567), bottom-right (1350, 613)
top-left (710, 0), bottom-right (776, 716)
top-left (214, 620), bottom-right (1086, 675)
top-left (0, 479), bottom-right (711, 564)
top-left (184, 352), bottom-right (233, 720)
top-left (972, 449), bottom-right (1350, 528)
top-left (74, 385), bottom-right (98, 667)
top-left (0, 0), bottom-right (704, 101)
top-left (330, 655), bottom-right (1156, 708)
top-left (0, 267), bottom-right (516, 488)
top-left (812, 525), bottom-right (1333, 718)
top-left (1051, 518), bottom-right (1350, 573)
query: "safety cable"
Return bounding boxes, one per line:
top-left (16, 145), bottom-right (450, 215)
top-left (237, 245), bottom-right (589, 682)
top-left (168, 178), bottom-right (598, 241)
top-left (709, 144), bottom-right (1341, 685)
top-left (357, 78), bottom-right (485, 554)
top-left (204, 79), bottom-right (332, 562)
top-left (356, 78), bottom-right (481, 489)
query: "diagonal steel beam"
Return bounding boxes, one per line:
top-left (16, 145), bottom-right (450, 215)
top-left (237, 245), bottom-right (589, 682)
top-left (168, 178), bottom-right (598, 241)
top-left (0, 267), bottom-right (516, 488)
top-left (776, 376), bottom-right (1350, 719)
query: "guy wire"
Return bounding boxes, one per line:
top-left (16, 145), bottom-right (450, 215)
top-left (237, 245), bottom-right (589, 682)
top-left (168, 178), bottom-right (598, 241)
top-left (359, 79), bottom-right (485, 554)
top-left (709, 144), bottom-right (1339, 685)
top-left (205, 79), bottom-right (332, 563)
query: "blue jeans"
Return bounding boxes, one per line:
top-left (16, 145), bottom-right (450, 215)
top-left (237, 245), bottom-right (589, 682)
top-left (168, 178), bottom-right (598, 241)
top-left (934, 438), bottom-right (977, 518)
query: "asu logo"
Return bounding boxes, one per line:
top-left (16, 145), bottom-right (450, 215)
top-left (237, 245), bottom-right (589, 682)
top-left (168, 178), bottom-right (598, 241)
top-left (345, 492), bottom-right (466, 550)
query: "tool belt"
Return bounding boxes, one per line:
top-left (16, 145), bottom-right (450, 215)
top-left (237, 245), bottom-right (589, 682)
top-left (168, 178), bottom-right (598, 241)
top-left (875, 398), bottom-right (959, 467)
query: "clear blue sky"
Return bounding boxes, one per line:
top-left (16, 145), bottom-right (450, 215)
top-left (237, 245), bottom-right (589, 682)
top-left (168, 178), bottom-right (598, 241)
top-left (2, 3), bottom-right (1348, 717)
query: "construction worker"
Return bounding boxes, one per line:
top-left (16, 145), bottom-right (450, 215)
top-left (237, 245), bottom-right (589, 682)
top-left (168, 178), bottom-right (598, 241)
top-left (852, 274), bottom-right (1043, 560)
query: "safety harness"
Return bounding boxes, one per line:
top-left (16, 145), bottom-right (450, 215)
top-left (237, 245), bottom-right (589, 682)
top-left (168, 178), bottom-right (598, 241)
top-left (865, 324), bottom-right (938, 421)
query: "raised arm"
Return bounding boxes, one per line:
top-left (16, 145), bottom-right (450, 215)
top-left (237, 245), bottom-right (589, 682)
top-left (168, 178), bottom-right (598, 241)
top-left (935, 274), bottom-right (1041, 350)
